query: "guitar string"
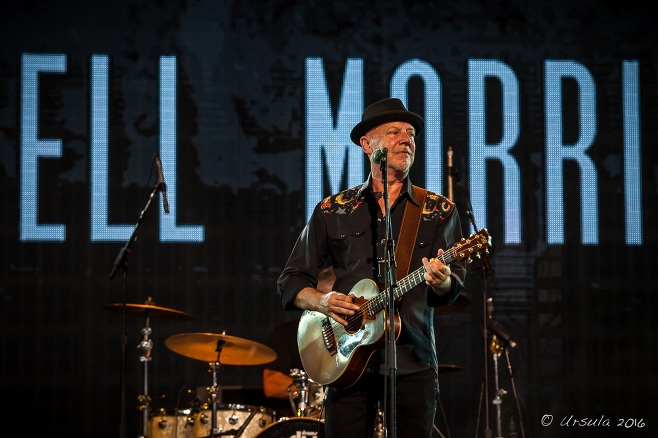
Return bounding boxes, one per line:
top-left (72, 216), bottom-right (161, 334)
top-left (329, 233), bottom-right (487, 334)
top-left (324, 245), bottom-right (467, 334)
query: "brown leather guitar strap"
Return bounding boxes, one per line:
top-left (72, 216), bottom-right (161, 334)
top-left (395, 185), bottom-right (428, 282)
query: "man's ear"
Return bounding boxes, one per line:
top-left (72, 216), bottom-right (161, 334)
top-left (360, 136), bottom-right (372, 155)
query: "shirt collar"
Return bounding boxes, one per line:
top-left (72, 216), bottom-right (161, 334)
top-left (356, 174), bottom-right (420, 206)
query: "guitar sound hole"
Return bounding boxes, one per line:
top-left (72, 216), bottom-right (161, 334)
top-left (345, 311), bottom-right (363, 333)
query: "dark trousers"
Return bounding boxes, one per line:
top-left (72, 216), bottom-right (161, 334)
top-left (324, 368), bottom-right (438, 438)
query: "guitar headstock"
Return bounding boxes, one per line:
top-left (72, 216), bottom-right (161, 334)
top-left (452, 229), bottom-right (491, 263)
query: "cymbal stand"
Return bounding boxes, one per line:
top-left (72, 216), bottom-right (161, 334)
top-left (207, 339), bottom-right (224, 437)
top-left (490, 336), bottom-right (505, 438)
top-left (137, 306), bottom-right (154, 438)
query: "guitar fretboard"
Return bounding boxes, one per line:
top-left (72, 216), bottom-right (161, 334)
top-left (367, 252), bottom-right (454, 316)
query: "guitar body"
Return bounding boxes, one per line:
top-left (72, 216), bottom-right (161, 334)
top-left (297, 279), bottom-right (400, 388)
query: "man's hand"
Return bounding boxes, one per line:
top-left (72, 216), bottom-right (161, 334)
top-left (422, 248), bottom-right (452, 296)
top-left (293, 288), bottom-right (361, 326)
top-left (319, 292), bottom-right (360, 326)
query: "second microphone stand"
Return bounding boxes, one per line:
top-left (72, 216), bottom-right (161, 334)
top-left (450, 162), bottom-right (498, 438)
top-left (451, 158), bottom-right (525, 438)
top-left (108, 154), bottom-right (167, 438)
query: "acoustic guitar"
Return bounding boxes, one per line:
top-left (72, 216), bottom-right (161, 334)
top-left (297, 229), bottom-right (490, 387)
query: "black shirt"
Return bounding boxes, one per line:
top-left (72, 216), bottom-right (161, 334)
top-left (277, 176), bottom-right (465, 375)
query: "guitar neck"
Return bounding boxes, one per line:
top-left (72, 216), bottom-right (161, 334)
top-left (368, 251), bottom-right (454, 316)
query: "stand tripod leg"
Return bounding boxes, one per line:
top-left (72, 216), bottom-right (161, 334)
top-left (504, 349), bottom-right (526, 438)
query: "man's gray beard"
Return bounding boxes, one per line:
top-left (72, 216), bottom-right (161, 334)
top-left (391, 157), bottom-right (413, 175)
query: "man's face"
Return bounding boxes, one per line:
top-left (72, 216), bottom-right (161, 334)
top-left (369, 121), bottom-right (416, 174)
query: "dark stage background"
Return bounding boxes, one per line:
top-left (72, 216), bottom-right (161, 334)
top-left (1, 1), bottom-right (656, 437)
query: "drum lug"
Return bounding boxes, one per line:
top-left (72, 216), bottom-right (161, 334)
top-left (157, 418), bottom-right (167, 429)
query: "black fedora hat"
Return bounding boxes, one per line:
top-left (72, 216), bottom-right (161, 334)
top-left (350, 98), bottom-right (424, 145)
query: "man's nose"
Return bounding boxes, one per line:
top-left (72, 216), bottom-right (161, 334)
top-left (399, 132), bottom-right (412, 144)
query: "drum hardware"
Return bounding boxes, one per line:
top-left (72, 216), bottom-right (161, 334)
top-left (137, 314), bottom-right (154, 438)
top-left (165, 332), bottom-right (277, 437)
top-left (373, 401), bottom-right (385, 438)
top-left (287, 368), bottom-right (325, 419)
top-left (287, 369), bottom-right (309, 417)
top-left (104, 298), bottom-right (194, 438)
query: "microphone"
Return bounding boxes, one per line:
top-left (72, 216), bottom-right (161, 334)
top-left (447, 146), bottom-right (454, 201)
top-left (372, 148), bottom-right (387, 164)
top-left (487, 319), bottom-right (517, 349)
top-left (154, 154), bottom-right (170, 214)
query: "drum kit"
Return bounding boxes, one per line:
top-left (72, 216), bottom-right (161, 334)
top-left (103, 294), bottom-right (471, 437)
top-left (103, 299), bottom-right (326, 438)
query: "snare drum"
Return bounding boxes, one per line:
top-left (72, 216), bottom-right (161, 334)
top-left (148, 409), bottom-right (194, 438)
top-left (192, 404), bottom-right (275, 437)
top-left (255, 417), bottom-right (325, 437)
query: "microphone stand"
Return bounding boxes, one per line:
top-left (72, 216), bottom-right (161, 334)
top-left (487, 306), bottom-right (526, 438)
top-left (451, 164), bottom-right (499, 438)
top-left (490, 335), bottom-right (504, 438)
top-left (378, 149), bottom-right (398, 438)
top-left (108, 156), bottom-right (166, 438)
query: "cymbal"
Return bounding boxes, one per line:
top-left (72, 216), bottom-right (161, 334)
top-left (165, 333), bottom-right (277, 365)
top-left (103, 302), bottom-right (194, 321)
top-left (435, 294), bottom-right (470, 315)
top-left (437, 364), bottom-right (463, 374)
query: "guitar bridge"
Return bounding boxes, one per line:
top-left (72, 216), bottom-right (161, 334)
top-left (321, 317), bottom-right (338, 356)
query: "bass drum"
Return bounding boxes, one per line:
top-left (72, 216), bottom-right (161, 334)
top-left (255, 417), bottom-right (324, 438)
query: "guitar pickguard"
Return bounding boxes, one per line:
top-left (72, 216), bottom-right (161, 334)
top-left (337, 327), bottom-right (368, 358)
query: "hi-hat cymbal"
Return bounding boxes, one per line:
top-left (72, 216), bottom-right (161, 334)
top-left (165, 333), bottom-right (277, 365)
top-left (103, 302), bottom-right (194, 321)
top-left (437, 364), bottom-right (463, 374)
top-left (435, 294), bottom-right (470, 315)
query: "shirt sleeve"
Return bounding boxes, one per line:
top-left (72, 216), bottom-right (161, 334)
top-left (277, 202), bottom-right (330, 311)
